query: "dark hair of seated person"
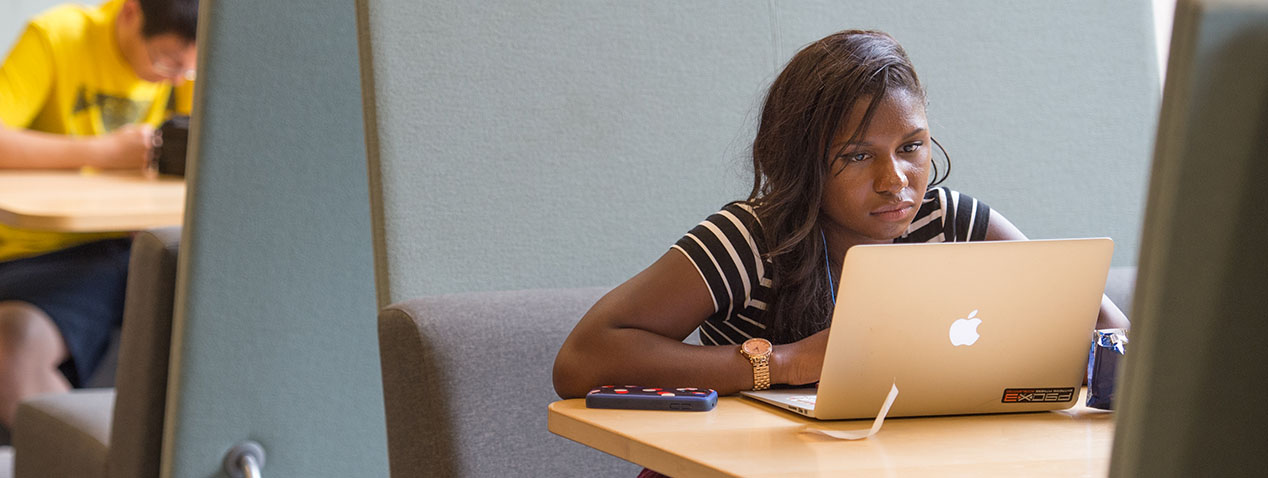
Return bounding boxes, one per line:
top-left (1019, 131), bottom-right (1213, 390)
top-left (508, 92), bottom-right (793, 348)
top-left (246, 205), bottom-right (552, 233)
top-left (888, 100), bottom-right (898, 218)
top-left (748, 30), bottom-right (949, 343)
top-left (138, 0), bottom-right (199, 42)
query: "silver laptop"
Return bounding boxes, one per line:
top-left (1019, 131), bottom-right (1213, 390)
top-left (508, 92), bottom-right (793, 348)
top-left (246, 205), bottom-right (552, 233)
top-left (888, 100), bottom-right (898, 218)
top-left (742, 238), bottom-right (1113, 420)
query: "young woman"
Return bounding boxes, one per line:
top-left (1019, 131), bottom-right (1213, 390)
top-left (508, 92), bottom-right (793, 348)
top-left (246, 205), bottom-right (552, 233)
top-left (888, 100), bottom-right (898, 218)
top-left (553, 30), bottom-right (1129, 402)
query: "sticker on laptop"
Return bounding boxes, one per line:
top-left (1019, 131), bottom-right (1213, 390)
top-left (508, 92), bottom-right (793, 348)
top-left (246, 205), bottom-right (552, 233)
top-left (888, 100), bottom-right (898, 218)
top-left (1001, 388), bottom-right (1075, 403)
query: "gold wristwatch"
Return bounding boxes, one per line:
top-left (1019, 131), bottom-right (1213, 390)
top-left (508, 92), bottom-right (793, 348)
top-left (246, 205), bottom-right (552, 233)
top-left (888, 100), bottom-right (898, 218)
top-left (740, 337), bottom-right (773, 391)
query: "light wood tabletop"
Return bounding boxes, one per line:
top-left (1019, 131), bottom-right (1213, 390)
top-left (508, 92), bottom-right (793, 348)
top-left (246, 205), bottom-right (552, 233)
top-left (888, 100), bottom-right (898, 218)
top-left (0, 169), bottom-right (185, 232)
top-left (549, 391), bottom-right (1114, 477)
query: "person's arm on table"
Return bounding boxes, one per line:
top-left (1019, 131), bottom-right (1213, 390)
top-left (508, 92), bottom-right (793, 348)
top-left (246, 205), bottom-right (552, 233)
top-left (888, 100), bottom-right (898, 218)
top-left (553, 249), bottom-right (827, 399)
top-left (0, 123), bottom-right (152, 169)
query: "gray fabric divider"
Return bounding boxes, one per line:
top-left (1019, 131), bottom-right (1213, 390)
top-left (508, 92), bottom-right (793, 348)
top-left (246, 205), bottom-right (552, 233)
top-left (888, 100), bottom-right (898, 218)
top-left (359, 0), bottom-right (1159, 305)
top-left (378, 287), bottom-right (638, 477)
top-left (162, 0), bottom-right (385, 473)
top-left (1111, 3), bottom-right (1268, 475)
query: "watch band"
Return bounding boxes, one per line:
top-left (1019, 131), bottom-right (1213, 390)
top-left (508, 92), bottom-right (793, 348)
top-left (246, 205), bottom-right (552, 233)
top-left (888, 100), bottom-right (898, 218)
top-left (741, 338), bottom-right (773, 391)
top-left (749, 354), bottom-right (771, 391)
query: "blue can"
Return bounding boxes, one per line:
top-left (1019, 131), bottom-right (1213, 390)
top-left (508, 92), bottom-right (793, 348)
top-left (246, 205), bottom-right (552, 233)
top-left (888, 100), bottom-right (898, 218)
top-left (1086, 328), bottom-right (1128, 409)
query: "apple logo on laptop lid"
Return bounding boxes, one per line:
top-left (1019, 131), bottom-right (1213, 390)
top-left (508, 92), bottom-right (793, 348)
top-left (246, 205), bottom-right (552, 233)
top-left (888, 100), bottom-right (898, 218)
top-left (949, 310), bottom-right (983, 346)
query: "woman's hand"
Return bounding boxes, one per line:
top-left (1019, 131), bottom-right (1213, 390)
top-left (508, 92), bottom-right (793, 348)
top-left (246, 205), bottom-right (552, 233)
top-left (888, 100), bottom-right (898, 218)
top-left (773, 328), bottom-right (830, 386)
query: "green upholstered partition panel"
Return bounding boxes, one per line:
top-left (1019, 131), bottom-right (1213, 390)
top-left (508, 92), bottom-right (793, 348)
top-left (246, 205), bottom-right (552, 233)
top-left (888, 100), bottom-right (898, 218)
top-left (360, 0), bottom-right (1160, 306)
top-left (162, 0), bottom-right (387, 476)
top-left (1111, 0), bottom-right (1268, 475)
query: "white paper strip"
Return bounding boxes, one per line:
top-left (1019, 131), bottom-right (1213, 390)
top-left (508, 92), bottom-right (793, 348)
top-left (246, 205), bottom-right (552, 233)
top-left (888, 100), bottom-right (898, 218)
top-left (800, 383), bottom-right (899, 440)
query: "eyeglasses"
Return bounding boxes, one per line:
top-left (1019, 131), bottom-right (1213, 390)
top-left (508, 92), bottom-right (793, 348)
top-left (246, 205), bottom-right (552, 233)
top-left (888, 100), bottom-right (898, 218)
top-left (147, 43), bottom-right (196, 81)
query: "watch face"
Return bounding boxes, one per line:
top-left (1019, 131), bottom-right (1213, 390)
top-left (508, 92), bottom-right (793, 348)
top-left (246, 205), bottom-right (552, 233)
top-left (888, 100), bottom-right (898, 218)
top-left (743, 338), bottom-right (771, 356)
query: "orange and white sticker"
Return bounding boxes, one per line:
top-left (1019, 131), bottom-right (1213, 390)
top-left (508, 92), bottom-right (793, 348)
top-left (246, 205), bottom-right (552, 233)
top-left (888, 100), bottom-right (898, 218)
top-left (1001, 388), bottom-right (1075, 403)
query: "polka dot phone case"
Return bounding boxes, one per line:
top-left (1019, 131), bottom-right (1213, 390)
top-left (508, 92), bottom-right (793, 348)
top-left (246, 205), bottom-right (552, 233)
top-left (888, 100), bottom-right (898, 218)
top-left (585, 385), bottom-right (718, 411)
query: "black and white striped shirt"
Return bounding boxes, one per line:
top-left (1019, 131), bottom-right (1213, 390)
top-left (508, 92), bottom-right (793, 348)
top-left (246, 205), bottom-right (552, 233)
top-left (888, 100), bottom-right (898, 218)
top-left (671, 187), bottom-right (991, 346)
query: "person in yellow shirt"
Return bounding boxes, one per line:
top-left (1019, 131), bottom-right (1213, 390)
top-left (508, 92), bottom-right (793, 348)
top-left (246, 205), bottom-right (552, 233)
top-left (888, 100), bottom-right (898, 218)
top-left (0, 0), bottom-right (197, 430)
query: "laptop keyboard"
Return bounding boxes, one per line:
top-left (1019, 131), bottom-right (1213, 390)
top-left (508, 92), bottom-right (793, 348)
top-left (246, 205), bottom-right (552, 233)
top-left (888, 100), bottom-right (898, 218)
top-left (790, 395), bottom-right (817, 406)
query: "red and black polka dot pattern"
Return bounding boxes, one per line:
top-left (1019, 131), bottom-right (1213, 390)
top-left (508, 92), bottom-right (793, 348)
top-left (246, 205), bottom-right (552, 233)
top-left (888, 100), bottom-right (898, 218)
top-left (585, 385), bottom-right (718, 411)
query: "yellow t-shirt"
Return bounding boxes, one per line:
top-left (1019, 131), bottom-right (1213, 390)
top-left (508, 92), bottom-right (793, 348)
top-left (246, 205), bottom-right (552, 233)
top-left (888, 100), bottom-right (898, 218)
top-left (0, 0), bottom-right (184, 261)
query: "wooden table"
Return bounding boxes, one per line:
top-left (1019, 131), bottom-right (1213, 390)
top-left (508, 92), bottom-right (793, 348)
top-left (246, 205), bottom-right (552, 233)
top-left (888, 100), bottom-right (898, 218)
top-left (549, 391), bottom-right (1114, 477)
top-left (0, 170), bottom-right (185, 232)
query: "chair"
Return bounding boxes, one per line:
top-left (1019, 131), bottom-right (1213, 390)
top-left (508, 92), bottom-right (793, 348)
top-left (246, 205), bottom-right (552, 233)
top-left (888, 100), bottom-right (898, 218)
top-left (378, 287), bottom-right (638, 477)
top-left (81, 331), bottom-right (122, 388)
top-left (377, 268), bottom-right (1139, 476)
top-left (11, 227), bottom-right (180, 478)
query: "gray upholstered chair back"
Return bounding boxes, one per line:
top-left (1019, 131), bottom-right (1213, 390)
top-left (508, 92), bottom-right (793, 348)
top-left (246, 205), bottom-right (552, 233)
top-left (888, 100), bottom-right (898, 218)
top-left (375, 270), bottom-right (1137, 477)
top-left (1105, 266), bottom-right (1137, 317)
top-left (378, 288), bottom-right (637, 477)
top-left (106, 227), bottom-right (180, 478)
top-left (12, 227), bottom-right (180, 478)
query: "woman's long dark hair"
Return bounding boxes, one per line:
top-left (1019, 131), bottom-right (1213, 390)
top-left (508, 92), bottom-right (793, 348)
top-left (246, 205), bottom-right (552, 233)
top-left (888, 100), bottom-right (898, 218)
top-left (747, 30), bottom-right (948, 343)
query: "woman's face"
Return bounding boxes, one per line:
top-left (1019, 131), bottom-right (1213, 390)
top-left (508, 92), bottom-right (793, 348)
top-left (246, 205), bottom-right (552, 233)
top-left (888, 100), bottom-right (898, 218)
top-left (820, 87), bottom-right (932, 247)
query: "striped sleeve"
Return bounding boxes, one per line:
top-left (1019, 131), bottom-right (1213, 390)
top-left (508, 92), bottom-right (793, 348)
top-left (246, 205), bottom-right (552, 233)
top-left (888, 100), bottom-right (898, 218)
top-left (670, 203), bottom-right (764, 325)
top-left (898, 187), bottom-right (993, 244)
top-left (941, 188), bottom-right (992, 242)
